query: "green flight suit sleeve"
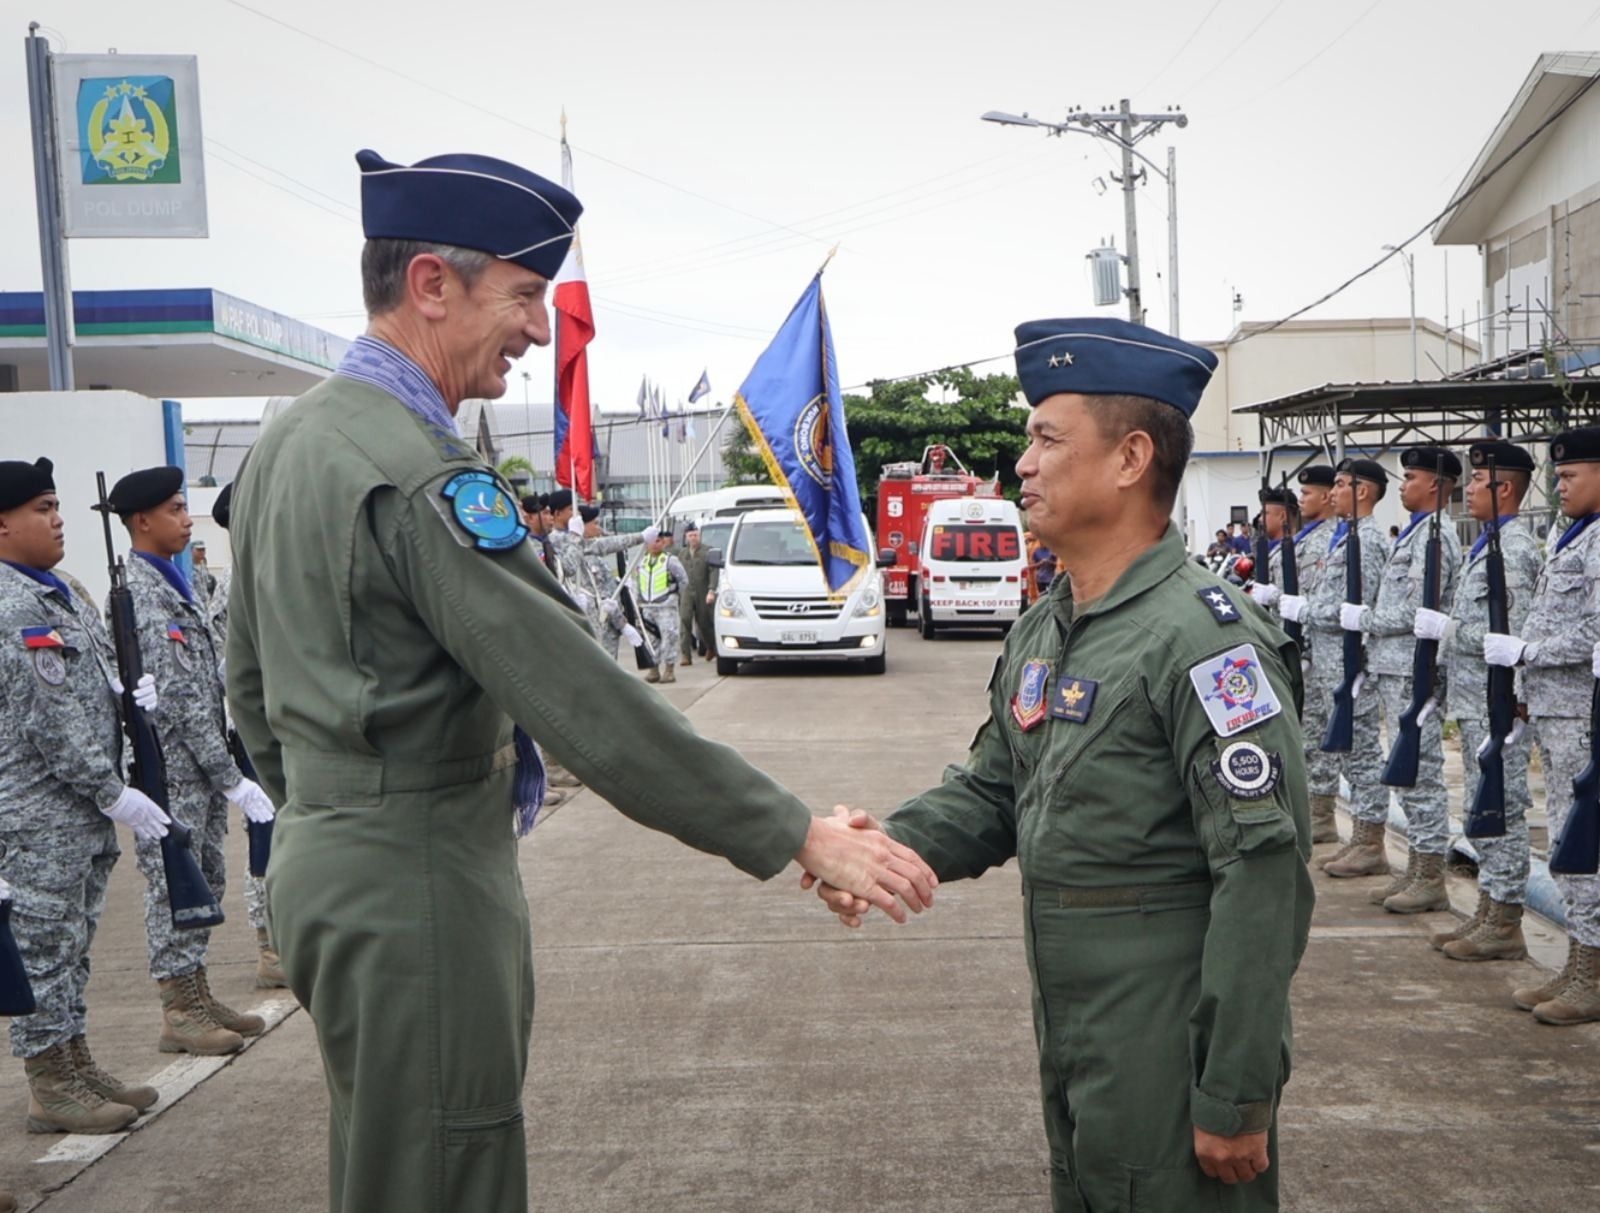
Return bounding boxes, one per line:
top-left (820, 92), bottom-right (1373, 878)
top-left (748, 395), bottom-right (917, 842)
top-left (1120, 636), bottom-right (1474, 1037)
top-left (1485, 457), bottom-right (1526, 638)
top-left (1169, 637), bottom-right (1314, 1138)
top-left (224, 565), bottom-right (286, 807)
top-left (380, 478), bottom-right (812, 879)
top-left (881, 714), bottom-right (1019, 882)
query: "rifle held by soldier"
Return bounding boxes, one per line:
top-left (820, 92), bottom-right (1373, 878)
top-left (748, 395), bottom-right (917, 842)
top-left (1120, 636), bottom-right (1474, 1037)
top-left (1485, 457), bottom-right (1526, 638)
top-left (1550, 677), bottom-right (1600, 875)
top-left (94, 473), bottom-right (226, 930)
top-left (1466, 457), bottom-right (1512, 839)
top-left (227, 729), bottom-right (273, 880)
top-left (1382, 455), bottom-right (1447, 787)
top-left (1322, 489), bottom-right (1363, 752)
top-left (1280, 475), bottom-right (1302, 649)
top-left (0, 887), bottom-right (37, 1016)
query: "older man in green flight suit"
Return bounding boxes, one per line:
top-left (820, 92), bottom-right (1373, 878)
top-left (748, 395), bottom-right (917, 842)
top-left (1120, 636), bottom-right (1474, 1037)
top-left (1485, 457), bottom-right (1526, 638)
top-left (225, 148), bottom-right (937, 1213)
top-left (811, 317), bottom-right (1314, 1211)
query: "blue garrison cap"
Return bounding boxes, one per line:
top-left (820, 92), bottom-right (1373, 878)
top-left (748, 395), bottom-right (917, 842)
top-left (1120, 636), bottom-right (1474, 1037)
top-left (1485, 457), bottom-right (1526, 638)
top-left (1013, 317), bottom-right (1218, 416)
top-left (357, 149), bottom-right (583, 280)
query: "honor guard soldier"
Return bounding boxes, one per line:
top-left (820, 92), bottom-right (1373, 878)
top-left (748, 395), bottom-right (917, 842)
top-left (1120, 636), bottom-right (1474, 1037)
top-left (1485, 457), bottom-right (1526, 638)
top-left (1299, 458), bottom-right (1392, 878)
top-left (1255, 486), bottom-right (1296, 603)
top-left (224, 147), bottom-right (934, 1213)
top-left (579, 506), bottom-right (644, 660)
top-left (1484, 427), bottom-right (1600, 1023)
top-left (636, 525), bottom-right (688, 683)
top-left (812, 317), bottom-right (1314, 1210)
top-left (109, 467), bottom-right (276, 1052)
top-left (0, 458), bottom-right (164, 1134)
top-left (1341, 447), bottom-right (1462, 911)
top-left (1272, 465), bottom-right (1341, 843)
top-left (1415, 441), bottom-right (1541, 960)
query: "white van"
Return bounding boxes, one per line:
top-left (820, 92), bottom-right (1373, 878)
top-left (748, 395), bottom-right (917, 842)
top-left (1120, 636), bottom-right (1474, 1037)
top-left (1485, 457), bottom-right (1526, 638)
top-left (915, 497), bottom-right (1026, 636)
top-left (710, 508), bottom-right (886, 675)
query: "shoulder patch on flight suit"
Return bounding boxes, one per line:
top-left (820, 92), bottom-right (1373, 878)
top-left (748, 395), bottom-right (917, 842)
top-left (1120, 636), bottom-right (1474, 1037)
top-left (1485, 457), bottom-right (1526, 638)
top-left (1188, 642), bottom-right (1284, 737)
top-left (439, 471), bottom-right (528, 553)
top-left (1211, 740), bottom-right (1283, 800)
top-left (1010, 659), bottom-right (1050, 731)
top-left (1195, 585), bottom-right (1240, 623)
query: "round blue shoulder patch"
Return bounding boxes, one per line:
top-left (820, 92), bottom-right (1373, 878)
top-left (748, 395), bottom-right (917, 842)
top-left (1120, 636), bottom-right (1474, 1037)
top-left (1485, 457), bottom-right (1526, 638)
top-left (441, 471), bottom-right (528, 552)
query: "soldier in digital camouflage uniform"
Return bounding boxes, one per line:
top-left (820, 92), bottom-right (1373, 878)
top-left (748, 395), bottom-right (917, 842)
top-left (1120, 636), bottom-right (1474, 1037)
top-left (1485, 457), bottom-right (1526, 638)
top-left (1345, 447), bottom-right (1461, 913)
top-left (1283, 459), bottom-right (1391, 874)
top-left (1485, 426), bottom-right (1600, 1024)
top-left (1414, 441), bottom-right (1541, 961)
top-left (0, 458), bottom-right (165, 1135)
top-left (636, 525), bottom-right (688, 683)
top-left (109, 467), bottom-right (277, 1054)
top-left (578, 507), bottom-right (644, 660)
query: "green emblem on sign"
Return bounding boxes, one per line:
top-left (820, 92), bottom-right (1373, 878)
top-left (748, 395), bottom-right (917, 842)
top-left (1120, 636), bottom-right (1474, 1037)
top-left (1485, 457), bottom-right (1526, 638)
top-left (77, 76), bottom-right (181, 185)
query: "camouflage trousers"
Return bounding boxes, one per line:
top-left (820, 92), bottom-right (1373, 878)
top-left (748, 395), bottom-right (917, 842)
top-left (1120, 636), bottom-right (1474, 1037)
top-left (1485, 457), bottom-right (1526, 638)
top-left (1, 818), bottom-right (119, 1057)
top-left (245, 872), bottom-right (268, 931)
top-left (1308, 644), bottom-right (1388, 824)
top-left (1530, 715), bottom-right (1600, 948)
top-left (1301, 656), bottom-right (1340, 798)
top-left (598, 620), bottom-right (624, 662)
top-left (135, 780), bottom-right (228, 980)
top-left (641, 600), bottom-right (680, 669)
top-left (1454, 714), bottom-right (1532, 904)
top-left (1376, 673), bottom-right (1451, 855)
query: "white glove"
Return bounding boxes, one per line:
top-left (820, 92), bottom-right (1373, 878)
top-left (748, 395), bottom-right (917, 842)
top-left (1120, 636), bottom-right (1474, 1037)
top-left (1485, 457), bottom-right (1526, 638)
top-left (1417, 698), bottom-right (1438, 726)
top-left (102, 786), bottom-right (170, 841)
top-left (1339, 603), bottom-right (1370, 632)
top-left (570, 589), bottom-right (592, 612)
top-left (1484, 632), bottom-right (1527, 667)
top-left (1278, 594), bottom-right (1308, 623)
top-left (108, 674), bottom-right (159, 713)
top-left (1250, 583), bottom-right (1282, 607)
top-left (1592, 639), bottom-right (1600, 680)
top-left (224, 778), bottom-right (275, 824)
top-left (567, 513), bottom-right (585, 536)
top-left (621, 624), bottom-right (643, 648)
top-left (0, 875), bottom-right (12, 901)
top-left (1351, 673), bottom-right (1366, 701)
top-left (1413, 608), bottom-right (1452, 642)
top-left (1476, 718), bottom-right (1527, 757)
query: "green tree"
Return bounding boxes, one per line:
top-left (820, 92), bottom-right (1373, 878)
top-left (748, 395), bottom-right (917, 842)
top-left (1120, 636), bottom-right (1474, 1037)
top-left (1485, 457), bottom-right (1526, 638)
top-left (496, 455), bottom-right (535, 488)
top-left (721, 415), bottom-right (771, 485)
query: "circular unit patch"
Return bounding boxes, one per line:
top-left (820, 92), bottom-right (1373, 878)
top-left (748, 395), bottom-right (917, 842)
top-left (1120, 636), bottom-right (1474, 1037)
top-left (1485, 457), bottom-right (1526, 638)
top-left (33, 648), bottom-right (67, 686)
top-left (1212, 740), bottom-right (1282, 801)
top-left (441, 471), bottom-right (529, 553)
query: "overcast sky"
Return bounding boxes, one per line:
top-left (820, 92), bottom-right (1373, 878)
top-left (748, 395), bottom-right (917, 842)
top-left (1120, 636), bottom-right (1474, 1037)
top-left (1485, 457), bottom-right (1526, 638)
top-left (6, 0), bottom-right (1599, 419)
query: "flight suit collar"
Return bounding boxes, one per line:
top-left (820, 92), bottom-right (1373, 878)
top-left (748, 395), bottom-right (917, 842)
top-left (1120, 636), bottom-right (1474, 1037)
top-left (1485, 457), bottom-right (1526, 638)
top-left (1052, 522), bottom-right (1187, 625)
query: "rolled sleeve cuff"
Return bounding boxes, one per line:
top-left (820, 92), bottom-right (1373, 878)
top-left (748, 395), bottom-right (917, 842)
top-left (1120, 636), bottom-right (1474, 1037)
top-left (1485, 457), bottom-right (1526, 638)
top-left (93, 776), bottom-right (125, 813)
top-left (1190, 1086), bottom-right (1274, 1136)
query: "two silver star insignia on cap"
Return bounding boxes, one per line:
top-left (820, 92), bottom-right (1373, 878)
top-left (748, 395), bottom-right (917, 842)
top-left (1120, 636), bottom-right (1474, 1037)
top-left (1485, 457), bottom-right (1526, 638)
top-left (1046, 351), bottom-right (1076, 369)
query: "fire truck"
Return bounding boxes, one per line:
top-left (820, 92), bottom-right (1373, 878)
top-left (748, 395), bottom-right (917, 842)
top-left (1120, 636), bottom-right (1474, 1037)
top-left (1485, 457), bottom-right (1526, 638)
top-left (875, 445), bottom-right (1002, 628)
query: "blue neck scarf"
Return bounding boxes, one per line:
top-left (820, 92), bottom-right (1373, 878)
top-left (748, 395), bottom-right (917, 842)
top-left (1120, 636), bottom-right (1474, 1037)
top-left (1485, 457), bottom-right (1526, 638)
top-left (1470, 515), bottom-right (1519, 562)
top-left (1293, 519), bottom-right (1323, 545)
top-left (133, 550), bottom-right (195, 604)
top-left (336, 336), bottom-right (459, 438)
top-left (1269, 539), bottom-right (1281, 556)
top-left (1, 559), bottom-right (73, 604)
top-left (1556, 513), bottom-right (1600, 554)
top-left (337, 336), bottom-right (543, 833)
top-left (1397, 509), bottom-right (1430, 543)
top-left (1330, 520), bottom-right (1350, 550)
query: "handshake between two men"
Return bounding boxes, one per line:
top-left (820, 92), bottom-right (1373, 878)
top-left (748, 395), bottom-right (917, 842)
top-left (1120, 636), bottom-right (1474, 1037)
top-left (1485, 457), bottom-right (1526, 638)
top-left (795, 806), bottom-right (923, 927)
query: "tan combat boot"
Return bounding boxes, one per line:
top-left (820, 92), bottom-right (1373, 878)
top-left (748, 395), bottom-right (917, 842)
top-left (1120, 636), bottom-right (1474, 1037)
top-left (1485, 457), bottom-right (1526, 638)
top-left (1532, 942), bottom-right (1600, 1026)
top-left (644, 666), bottom-right (660, 684)
top-left (1309, 794), bottom-right (1340, 845)
top-left (1323, 818), bottom-right (1390, 879)
top-left (661, 664), bottom-right (677, 684)
top-left (23, 1043), bottom-right (138, 1134)
top-left (1369, 848), bottom-right (1418, 905)
top-left (194, 966), bottom-right (265, 1037)
top-left (0, 1186), bottom-right (16, 1212)
top-left (1442, 900), bottom-right (1527, 962)
top-left (1384, 852), bottom-right (1449, 914)
top-left (69, 1035), bottom-right (158, 1113)
top-left (158, 972), bottom-right (244, 1055)
top-left (1317, 804), bottom-right (1360, 870)
top-left (1513, 939), bottom-right (1579, 1011)
top-left (255, 927), bottom-right (288, 990)
top-left (1431, 889), bottom-right (1490, 951)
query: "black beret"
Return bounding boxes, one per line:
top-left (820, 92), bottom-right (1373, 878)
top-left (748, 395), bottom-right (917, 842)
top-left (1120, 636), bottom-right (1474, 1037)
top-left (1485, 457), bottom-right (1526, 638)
top-left (0, 457), bottom-right (55, 512)
top-left (1467, 441), bottom-right (1535, 473)
top-left (1551, 427), bottom-right (1600, 465)
top-left (546, 489), bottom-right (573, 511)
top-left (108, 466), bottom-right (184, 516)
top-left (1400, 446), bottom-right (1463, 479)
top-left (212, 482), bottom-right (235, 530)
top-left (578, 505), bottom-right (600, 523)
top-left (1258, 487), bottom-right (1292, 506)
top-left (684, 520), bottom-right (701, 533)
top-left (1336, 457), bottom-right (1388, 487)
top-left (519, 494), bottom-right (541, 514)
top-left (1297, 465), bottom-right (1336, 487)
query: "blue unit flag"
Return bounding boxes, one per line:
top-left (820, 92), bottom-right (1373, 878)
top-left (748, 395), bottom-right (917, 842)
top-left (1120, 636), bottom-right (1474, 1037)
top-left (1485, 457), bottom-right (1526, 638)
top-left (733, 275), bottom-right (871, 598)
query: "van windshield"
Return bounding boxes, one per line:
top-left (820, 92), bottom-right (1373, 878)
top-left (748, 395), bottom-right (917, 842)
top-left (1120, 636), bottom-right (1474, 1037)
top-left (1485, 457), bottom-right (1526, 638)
top-left (929, 524), bottom-right (1020, 562)
top-left (731, 520), bottom-right (817, 566)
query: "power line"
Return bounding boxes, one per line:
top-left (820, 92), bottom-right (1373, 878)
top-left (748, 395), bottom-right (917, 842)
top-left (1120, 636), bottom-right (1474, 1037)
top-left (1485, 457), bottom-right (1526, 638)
top-left (1235, 65), bottom-right (1600, 345)
top-left (205, 146), bottom-right (358, 223)
top-left (1218, 0), bottom-right (1386, 115)
top-left (1134, 0), bottom-right (1227, 95)
top-left (1172, 0), bottom-right (1290, 98)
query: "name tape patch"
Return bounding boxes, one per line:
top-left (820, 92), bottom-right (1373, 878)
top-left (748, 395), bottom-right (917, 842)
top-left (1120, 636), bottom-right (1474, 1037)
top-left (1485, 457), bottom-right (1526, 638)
top-left (1189, 642), bottom-right (1283, 738)
top-left (1050, 674), bottom-right (1099, 723)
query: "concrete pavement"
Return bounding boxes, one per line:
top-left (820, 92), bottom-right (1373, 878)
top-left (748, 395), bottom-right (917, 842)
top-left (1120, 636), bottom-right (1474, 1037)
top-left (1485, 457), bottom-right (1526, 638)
top-left (1, 625), bottom-right (1596, 1210)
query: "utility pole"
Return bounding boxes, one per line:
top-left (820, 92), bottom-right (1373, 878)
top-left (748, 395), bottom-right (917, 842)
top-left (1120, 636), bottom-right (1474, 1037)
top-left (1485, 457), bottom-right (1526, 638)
top-left (1167, 145), bottom-right (1179, 337)
top-left (25, 24), bottom-right (74, 389)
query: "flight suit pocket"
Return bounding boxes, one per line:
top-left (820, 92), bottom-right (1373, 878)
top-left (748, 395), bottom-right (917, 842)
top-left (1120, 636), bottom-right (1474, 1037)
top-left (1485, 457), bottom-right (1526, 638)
top-left (440, 1099), bottom-right (526, 1210)
top-left (1128, 1164), bottom-right (1221, 1211)
top-left (1193, 741), bottom-right (1299, 859)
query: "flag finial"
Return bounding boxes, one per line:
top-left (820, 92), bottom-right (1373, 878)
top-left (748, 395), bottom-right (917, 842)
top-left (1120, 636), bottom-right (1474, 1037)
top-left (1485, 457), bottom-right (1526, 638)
top-left (816, 244), bottom-right (840, 277)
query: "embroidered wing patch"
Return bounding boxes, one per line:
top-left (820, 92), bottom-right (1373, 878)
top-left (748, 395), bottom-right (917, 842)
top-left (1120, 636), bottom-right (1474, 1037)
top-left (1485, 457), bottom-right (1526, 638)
top-left (1188, 642), bottom-right (1284, 738)
top-left (441, 472), bottom-right (528, 553)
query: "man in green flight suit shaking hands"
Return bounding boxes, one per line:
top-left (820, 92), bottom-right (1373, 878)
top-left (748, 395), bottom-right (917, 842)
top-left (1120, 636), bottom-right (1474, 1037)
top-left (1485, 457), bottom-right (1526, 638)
top-left (225, 148), bottom-right (937, 1213)
top-left (809, 316), bottom-right (1314, 1211)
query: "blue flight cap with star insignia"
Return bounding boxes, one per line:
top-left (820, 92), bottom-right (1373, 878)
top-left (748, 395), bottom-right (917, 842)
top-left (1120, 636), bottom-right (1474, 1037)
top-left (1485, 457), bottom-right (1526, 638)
top-left (357, 149), bottom-right (583, 281)
top-left (1013, 317), bottom-right (1218, 416)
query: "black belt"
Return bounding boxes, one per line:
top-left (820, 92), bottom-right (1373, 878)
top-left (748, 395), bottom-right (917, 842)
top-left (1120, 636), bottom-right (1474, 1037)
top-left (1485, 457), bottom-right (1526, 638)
top-left (1022, 878), bottom-right (1212, 910)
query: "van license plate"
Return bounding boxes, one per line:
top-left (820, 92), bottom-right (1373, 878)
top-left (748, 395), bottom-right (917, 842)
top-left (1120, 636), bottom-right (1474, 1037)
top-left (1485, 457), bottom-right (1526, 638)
top-left (780, 630), bottom-right (818, 644)
top-left (957, 582), bottom-right (994, 594)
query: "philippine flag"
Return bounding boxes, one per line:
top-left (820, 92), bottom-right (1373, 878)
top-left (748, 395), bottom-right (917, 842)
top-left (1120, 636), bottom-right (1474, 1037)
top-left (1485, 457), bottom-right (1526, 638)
top-left (553, 124), bottom-right (595, 501)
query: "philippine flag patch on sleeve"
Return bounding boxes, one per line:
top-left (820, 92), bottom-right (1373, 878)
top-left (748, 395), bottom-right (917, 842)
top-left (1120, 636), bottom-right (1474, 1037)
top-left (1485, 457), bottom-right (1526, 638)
top-left (1188, 642), bottom-right (1283, 738)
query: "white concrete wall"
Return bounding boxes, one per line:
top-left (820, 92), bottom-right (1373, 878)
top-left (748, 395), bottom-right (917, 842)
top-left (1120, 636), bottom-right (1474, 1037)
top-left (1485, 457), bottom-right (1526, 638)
top-left (1483, 83), bottom-right (1600, 241)
top-left (1, 391), bottom-right (175, 606)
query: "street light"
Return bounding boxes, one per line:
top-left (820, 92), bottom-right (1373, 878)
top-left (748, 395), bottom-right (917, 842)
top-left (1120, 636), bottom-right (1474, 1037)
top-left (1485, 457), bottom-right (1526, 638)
top-left (1383, 245), bottom-right (1418, 380)
top-left (982, 103), bottom-right (1187, 334)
